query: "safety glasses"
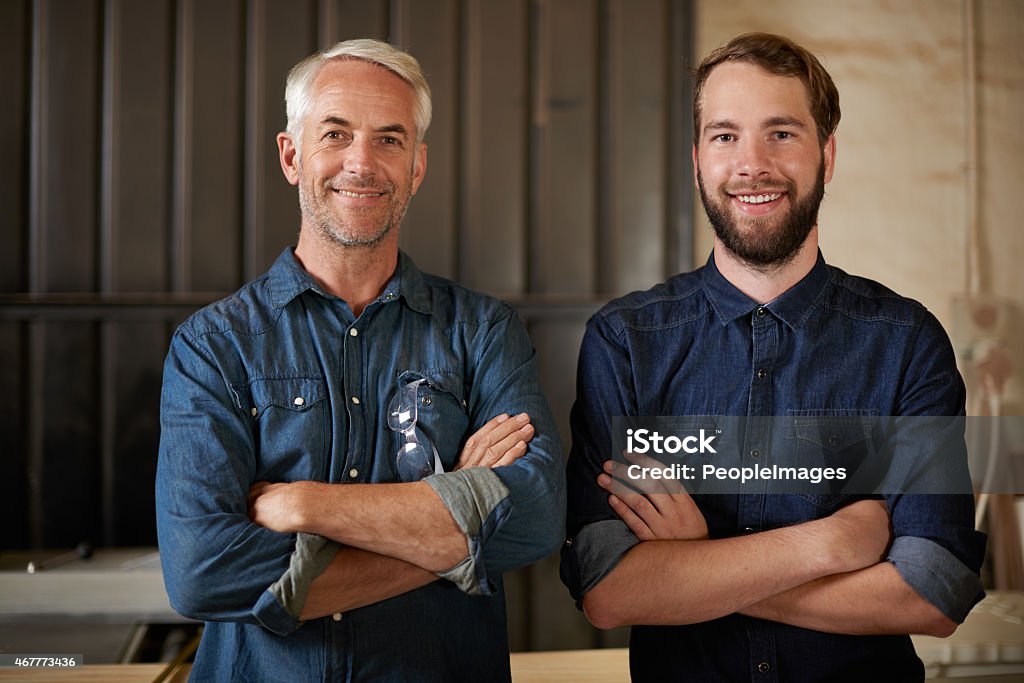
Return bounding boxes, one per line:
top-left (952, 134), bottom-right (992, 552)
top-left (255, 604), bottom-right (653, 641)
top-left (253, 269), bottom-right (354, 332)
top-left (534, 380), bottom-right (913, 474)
top-left (387, 378), bottom-right (444, 482)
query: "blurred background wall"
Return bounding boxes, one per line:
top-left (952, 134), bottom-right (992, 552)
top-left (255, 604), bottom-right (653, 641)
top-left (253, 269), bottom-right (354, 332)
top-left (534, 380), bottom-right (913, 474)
top-left (0, 0), bottom-right (1020, 653)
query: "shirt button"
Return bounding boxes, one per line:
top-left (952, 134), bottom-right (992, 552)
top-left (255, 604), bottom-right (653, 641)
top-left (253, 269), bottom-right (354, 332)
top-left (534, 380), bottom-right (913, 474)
top-left (744, 527), bottom-right (755, 534)
top-left (756, 368), bottom-right (767, 379)
top-left (421, 395), bottom-right (432, 406)
top-left (349, 468), bottom-right (359, 479)
top-left (332, 612), bottom-right (343, 622)
top-left (351, 396), bottom-right (360, 405)
top-left (758, 662), bottom-right (770, 673)
top-left (293, 396), bottom-right (305, 406)
top-left (349, 328), bottom-right (358, 337)
top-left (251, 407), bottom-right (258, 417)
top-left (828, 435), bottom-right (840, 447)
top-left (756, 306), bottom-right (767, 317)
top-left (750, 449), bottom-right (760, 459)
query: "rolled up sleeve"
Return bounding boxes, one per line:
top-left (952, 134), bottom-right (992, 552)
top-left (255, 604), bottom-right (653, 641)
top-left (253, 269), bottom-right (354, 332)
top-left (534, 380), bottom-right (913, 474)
top-left (424, 307), bottom-right (565, 595)
top-left (156, 330), bottom-right (308, 635)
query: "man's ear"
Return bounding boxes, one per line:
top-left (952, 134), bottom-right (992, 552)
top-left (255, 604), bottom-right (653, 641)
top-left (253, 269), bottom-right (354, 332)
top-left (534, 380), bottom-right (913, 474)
top-left (823, 135), bottom-right (837, 184)
top-left (277, 132), bottom-right (300, 186)
top-left (410, 142), bottom-right (428, 196)
top-left (692, 144), bottom-right (699, 189)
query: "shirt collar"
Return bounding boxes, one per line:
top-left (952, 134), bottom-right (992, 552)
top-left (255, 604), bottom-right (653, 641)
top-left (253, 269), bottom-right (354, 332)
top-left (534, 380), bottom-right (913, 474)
top-left (267, 246), bottom-right (432, 314)
top-left (701, 249), bottom-right (830, 329)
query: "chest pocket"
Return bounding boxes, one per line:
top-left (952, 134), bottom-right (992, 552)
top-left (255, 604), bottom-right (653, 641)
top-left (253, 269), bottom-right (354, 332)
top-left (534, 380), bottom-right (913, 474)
top-left (393, 370), bottom-right (469, 473)
top-left (234, 377), bottom-right (329, 481)
top-left (789, 412), bottom-right (878, 509)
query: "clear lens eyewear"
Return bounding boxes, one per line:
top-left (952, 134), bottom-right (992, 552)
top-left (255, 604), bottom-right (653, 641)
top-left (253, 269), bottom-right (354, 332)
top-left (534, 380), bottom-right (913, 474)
top-left (387, 378), bottom-right (443, 482)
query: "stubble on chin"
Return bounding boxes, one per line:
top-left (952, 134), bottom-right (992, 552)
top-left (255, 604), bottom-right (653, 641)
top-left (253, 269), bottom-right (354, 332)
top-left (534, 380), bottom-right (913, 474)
top-left (697, 164), bottom-right (824, 271)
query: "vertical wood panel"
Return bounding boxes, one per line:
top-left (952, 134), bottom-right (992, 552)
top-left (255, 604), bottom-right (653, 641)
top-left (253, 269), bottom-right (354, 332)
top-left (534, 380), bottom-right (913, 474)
top-left (460, 0), bottom-right (529, 294)
top-left (0, 323), bottom-right (28, 548)
top-left (34, 0), bottom-right (102, 293)
top-left (244, 0), bottom-right (317, 280)
top-left (104, 323), bottom-right (167, 544)
top-left (531, 0), bottom-right (598, 295)
top-left (398, 0), bottom-right (460, 280)
top-left (0, 0), bottom-right (29, 293)
top-left (601, 0), bottom-right (669, 295)
top-left (328, 0), bottom-right (390, 43)
top-left (667, 0), bottom-right (694, 275)
top-left (179, 0), bottom-right (246, 292)
top-left (104, 0), bottom-right (174, 293)
top-left (38, 323), bottom-right (102, 547)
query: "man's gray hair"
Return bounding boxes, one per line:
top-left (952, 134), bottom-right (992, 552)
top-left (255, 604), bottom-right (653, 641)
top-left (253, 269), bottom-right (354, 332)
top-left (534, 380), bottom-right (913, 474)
top-left (285, 39), bottom-right (432, 150)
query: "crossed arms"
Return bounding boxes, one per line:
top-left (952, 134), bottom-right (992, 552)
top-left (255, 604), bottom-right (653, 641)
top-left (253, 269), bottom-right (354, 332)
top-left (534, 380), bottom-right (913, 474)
top-left (580, 454), bottom-right (954, 636)
top-left (248, 413), bottom-right (538, 619)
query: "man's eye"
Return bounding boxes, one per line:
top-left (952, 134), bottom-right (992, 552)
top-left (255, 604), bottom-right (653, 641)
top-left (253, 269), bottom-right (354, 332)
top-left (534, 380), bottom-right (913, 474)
top-left (381, 136), bottom-right (400, 145)
top-left (713, 134), bottom-right (735, 143)
top-left (773, 131), bottom-right (793, 140)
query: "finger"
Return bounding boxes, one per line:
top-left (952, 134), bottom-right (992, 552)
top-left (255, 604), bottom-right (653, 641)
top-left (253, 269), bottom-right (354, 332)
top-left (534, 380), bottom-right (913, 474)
top-left (608, 494), bottom-right (655, 541)
top-left (492, 439), bottom-right (528, 468)
top-left (598, 473), bottom-right (660, 522)
top-left (620, 451), bottom-right (688, 495)
top-left (480, 423), bottom-right (534, 467)
top-left (603, 459), bottom-right (675, 498)
top-left (460, 414), bottom-right (510, 468)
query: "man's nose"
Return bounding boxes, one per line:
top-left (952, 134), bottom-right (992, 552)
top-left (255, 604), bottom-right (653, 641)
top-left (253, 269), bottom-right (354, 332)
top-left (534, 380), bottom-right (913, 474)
top-left (342, 136), bottom-right (377, 178)
top-left (736, 139), bottom-right (772, 178)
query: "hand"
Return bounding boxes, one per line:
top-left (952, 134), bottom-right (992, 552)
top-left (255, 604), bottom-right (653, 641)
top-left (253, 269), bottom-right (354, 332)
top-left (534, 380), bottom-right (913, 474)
top-left (598, 451), bottom-right (708, 542)
top-left (456, 412), bottom-right (535, 470)
top-left (249, 481), bottom-right (316, 533)
top-left (828, 498), bottom-right (892, 572)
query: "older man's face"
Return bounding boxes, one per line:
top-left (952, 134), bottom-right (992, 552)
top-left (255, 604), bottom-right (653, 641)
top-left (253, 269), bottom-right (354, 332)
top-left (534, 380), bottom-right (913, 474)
top-left (694, 61), bottom-right (835, 268)
top-left (291, 59), bottom-right (426, 248)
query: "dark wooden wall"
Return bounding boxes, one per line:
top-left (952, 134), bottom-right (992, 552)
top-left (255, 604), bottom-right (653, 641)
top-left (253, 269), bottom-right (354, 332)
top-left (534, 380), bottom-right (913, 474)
top-left (0, 0), bottom-right (693, 650)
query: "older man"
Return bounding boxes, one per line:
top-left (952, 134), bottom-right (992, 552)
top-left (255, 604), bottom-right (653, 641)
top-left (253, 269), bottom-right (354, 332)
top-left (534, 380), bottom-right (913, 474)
top-left (562, 33), bottom-right (986, 681)
top-left (157, 39), bottom-right (564, 682)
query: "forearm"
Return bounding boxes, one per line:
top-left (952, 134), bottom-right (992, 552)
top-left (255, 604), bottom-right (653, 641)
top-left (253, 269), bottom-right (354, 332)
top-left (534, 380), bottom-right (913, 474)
top-left (583, 520), bottom-right (855, 629)
top-left (300, 546), bottom-right (438, 619)
top-left (287, 481), bottom-right (467, 572)
top-left (741, 561), bottom-right (956, 637)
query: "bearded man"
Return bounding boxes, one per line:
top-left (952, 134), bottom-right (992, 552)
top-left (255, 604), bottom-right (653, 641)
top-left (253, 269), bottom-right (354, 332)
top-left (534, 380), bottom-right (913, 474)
top-left (156, 39), bottom-right (564, 682)
top-left (561, 33), bottom-right (985, 681)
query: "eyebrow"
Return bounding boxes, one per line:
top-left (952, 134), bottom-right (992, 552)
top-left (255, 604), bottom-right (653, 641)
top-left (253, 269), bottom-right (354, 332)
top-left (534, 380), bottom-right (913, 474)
top-left (703, 116), bottom-right (808, 135)
top-left (318, 116), bottom-right (410, 137)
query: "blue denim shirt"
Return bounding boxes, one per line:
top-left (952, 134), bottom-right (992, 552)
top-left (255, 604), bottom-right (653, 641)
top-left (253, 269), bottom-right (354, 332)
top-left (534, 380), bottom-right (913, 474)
top-left (156, 248), bottom-right (565, 682)
top-left (562, 251), bottom-right (986, 682)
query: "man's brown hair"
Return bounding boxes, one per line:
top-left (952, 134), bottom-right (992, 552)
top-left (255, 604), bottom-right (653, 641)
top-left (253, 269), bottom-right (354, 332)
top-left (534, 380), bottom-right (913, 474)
top-left (693, 32), bottom-right (840, 146)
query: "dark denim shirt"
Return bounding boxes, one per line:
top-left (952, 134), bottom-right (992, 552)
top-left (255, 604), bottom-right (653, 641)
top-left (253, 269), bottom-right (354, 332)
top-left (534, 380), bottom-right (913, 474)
top-left (562, 251), bottom-right (986, 682)
top-left (156, 248), bottom-right (565, 682)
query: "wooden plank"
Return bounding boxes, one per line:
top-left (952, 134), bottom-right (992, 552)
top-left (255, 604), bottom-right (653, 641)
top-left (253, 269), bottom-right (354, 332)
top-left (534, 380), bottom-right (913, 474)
top-left (601, 0), bottom-right (667, 296)
top-left (33, 0), bottom-right (102, 292)
top-left (102, 0), bottom-right (174, 293)
top-left (0, 324), bottom-right (28, 548)
top-left (244, 0), bottom-right (317, 280)
top-left (328, 0), bottom-right (389, 44)
top-left (36, 322), bottom-right (102, 547)
top-left (0, 0), bottom-right (29, 293)
top-left (459, 0), bottom-right (529, 295)
top-left (396, 0), bottom-right (459, 280)
top-left (530, 0), bottom-right (597, 295)
top-left (102, 323), bottom-right (167, 545)
top-left (176, 0), bottom-right (246, 292)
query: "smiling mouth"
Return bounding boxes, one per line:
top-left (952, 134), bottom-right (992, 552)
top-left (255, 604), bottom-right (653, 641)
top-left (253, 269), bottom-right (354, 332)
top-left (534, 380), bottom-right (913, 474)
top-left (334, 189), bottom-right (386, 198)
top-left (733, 192), bottom-right (783, 204)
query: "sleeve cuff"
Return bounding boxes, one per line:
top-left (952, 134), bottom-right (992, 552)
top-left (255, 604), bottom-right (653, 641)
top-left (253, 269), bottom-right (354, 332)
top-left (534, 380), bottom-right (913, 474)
top-left (560, 519), bottom-right (639, 608)
top-left (888, 535), bottom-right (985, 623)
top-left (261, 532), bottom-right (340, 634)
top-left (425, 468), bottom-right (511, 596)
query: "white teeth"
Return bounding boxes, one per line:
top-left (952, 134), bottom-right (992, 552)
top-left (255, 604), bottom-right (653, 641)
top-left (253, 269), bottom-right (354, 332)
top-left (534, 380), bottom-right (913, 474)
top-left (337, 190), bottom-right (383, 198)
top-left (736, 193), bottom-right (781, 204)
